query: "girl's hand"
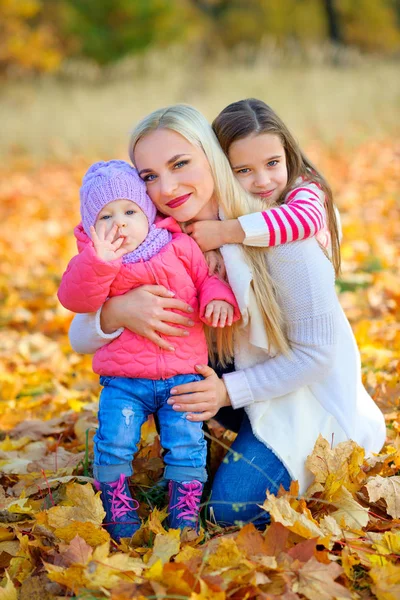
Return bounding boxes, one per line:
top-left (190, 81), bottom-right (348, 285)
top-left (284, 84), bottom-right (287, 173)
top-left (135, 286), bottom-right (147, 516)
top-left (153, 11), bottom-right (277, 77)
top-left (186, 219), bottom-right (245, 252)
top-left (186, 220), bottom-right (224, 252)
top-left (204, 300), bottom-right (234, 327)
top-left (204, 250), bottom-right (226, 279)
top-left (100, 285), bottom-right (195, 351)
top-left (90, 223), bottom-right (127, 261)
top-left (167, 364), bottom-right (231, 421)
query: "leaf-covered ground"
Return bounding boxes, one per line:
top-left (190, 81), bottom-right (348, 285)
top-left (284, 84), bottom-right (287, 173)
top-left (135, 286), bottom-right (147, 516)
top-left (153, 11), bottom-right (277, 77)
top-left (0, 140), bottom-right (399, 599)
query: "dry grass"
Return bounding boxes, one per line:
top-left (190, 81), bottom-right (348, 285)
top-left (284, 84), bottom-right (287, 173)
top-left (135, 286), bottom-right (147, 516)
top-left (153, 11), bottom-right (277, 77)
top-left (1, 46), bottom-right (399, 161)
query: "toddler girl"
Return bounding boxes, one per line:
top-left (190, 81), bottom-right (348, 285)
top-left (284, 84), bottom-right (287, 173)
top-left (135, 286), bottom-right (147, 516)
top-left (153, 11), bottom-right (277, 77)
top-left (58, 160), bottom-right (239, 541)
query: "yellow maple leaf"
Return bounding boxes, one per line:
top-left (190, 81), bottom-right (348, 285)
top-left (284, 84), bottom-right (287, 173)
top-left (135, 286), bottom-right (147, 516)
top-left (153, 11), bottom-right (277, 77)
top-left (0, 573), bottom-right (17, 600)
top-left (54, 520), bottom-right (109, 546)
top-left (0, 437), bottom-right (31, 452)
top-left (147, 506), bottom-right (169, 534)
top-left (147, 529), bottom-right (181, 567)
top-left (305, 435), bottom-right (366, 499)
top-left (370, 562), bottom-right (400, 600)
top-left (86, 544), bottom-right (143, 589)
top-left (144, 558), bottom-right (163, 581)
top-left (47, 482), bottom-right (105, 528)
top-left (7, 535), bottom-right (34, 583)
top-left (371, 530), bottom-right (400, 557)
top-left (0, 529), bottom-right (15, 542)
top-left (262, 493), bottom-right (324, 540)
top-left (44, 563), bottom-right (88, 591)
top-left (340, 546), bottom-right (360, 579)
top-left (191, 579), bottom-right (225, 599)
top-left (45, 542), bottom-right (143, 591)
top-left (205, 537), bottom-right (243, 571)
top-left (175, 544), bottom-right (203, 564)
top-left (366, 475), bottom-right (400, 519)
top-left (330, 486), bottom-right (369, 529)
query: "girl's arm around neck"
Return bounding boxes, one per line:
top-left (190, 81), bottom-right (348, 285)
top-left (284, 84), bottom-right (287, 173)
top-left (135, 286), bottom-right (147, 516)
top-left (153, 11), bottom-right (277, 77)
top-left (186, 182), bottom-right (327, 252)
top-left (238, 182), bottom-right (327, 248)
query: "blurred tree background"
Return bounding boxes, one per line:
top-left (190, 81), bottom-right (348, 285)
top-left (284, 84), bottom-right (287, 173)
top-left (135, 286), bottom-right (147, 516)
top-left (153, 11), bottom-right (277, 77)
top-left (1, 0), bottom-right (399, 75)
top-left (1, 0), bottom-right (399, 159)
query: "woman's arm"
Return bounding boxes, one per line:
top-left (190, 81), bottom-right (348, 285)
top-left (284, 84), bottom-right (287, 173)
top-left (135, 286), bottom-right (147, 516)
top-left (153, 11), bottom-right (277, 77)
top-left (68, 285), bottom-right (196, 354)
top-left (169, 239), bottom-right (338, 419)
top-left (69, 310), bottom-right (123, 354)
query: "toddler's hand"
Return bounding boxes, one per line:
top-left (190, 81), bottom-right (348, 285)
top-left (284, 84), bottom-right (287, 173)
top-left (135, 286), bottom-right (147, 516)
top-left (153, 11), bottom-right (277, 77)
top-left (204, 300), bottom-right (234, 328)
top-left (90, 223), bottom-right (128, 261)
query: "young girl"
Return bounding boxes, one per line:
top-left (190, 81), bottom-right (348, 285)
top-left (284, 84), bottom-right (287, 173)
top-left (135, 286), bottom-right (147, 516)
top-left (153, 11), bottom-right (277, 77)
top-left (186, 98), bottom-right (341, 277)
top-left (58, 160), bottom-right (239, 541)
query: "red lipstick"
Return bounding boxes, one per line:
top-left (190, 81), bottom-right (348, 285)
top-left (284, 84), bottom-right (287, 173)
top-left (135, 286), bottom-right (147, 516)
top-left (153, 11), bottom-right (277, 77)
top-left (166, 193), bottom-right (191, 209)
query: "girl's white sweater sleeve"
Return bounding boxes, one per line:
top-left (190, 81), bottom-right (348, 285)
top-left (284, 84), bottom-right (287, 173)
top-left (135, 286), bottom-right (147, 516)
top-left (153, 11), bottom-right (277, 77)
top-left (237, 182), bottom-right (327, 247)
top-left (68, 310), bottom-right (123, 354)
top-left (223, 239), bottom-right (338, 409)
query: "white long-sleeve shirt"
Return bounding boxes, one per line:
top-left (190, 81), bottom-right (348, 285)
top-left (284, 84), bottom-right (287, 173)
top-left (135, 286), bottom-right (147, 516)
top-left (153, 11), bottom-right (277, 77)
top-left (238, 180), bottom-right (332, 250)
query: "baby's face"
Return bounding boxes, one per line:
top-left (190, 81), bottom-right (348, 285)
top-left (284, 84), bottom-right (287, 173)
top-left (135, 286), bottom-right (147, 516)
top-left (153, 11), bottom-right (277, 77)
top-left (95, 199), bottom-right (149, 253)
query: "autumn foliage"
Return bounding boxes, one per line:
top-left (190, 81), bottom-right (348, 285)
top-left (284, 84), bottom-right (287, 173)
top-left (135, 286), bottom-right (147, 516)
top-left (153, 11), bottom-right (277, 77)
top-left (1, 0), bottom-right (400, 75)
top-left (0, 140), bottom-right (400, 598)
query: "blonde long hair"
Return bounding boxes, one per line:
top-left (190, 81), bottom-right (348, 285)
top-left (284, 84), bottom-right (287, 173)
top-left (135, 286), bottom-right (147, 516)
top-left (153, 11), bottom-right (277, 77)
top-left (129, 104), bottom-right (290, 361)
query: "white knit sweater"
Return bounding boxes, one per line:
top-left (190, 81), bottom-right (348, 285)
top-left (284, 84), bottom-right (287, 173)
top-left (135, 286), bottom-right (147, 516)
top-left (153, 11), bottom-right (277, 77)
top-left (220, 239), bottom-right (386, 492)
top-left (69, 239), bottom-right (386, 493)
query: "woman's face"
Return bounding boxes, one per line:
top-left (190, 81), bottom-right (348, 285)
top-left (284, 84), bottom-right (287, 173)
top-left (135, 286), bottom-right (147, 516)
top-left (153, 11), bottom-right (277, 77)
top-left (134, 129), bottom-right (217, 222)
top-left (229, 133), bottom-right (288, 205)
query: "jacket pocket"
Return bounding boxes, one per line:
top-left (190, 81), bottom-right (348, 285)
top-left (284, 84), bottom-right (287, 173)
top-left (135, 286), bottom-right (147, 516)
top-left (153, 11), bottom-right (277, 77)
top-left (99, 376), bottom-right (115, 387)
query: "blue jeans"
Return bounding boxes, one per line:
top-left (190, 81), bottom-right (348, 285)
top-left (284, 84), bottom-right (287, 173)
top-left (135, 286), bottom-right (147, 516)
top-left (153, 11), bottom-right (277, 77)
top-left (208, 414), bottom-right (292, 528)
top-left (93, 374), bottom-right (207, 484)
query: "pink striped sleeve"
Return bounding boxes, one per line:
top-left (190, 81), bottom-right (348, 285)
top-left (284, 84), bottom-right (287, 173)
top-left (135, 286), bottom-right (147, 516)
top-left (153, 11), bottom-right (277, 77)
top-left (260, 183), bottom-right (327, 247)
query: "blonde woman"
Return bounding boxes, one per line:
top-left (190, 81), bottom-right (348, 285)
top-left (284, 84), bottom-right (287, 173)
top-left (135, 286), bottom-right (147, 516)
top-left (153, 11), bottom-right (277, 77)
top-left (69, 104), bottom-right (385, 528)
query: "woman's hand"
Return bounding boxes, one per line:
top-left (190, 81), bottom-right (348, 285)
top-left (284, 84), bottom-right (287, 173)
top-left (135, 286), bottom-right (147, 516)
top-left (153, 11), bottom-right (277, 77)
top-left (100, 285), bottom-right (195, 351)
top-left (186, 219), bottom-right (245, 252)
top-left (167, 364), bottom-right (231, 421)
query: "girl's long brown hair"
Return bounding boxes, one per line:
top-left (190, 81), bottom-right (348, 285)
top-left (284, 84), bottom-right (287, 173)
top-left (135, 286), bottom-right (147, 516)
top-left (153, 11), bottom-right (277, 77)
top-left (212, 98), bottom-right (341, 276)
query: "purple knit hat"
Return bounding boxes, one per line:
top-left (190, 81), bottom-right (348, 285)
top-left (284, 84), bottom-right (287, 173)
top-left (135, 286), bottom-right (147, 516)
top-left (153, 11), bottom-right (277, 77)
top-left (80, 160), bottom-right (157, 237)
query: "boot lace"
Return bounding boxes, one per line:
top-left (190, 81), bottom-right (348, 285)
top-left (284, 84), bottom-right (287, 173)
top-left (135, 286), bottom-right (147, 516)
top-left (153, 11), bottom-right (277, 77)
top-left (170, 480), bottom-right (202, 520)
top-left (107, 475), bottom-right (139, 523)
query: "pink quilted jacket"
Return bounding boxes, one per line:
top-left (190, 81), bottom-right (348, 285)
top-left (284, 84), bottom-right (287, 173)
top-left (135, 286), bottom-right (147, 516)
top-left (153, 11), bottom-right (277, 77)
top-left (58, 217), bottom-right (240, 379)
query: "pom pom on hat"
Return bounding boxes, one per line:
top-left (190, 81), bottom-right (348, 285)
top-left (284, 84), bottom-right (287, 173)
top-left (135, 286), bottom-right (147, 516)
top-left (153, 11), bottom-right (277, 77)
top-left (80, 160), bottom-right (156, 236)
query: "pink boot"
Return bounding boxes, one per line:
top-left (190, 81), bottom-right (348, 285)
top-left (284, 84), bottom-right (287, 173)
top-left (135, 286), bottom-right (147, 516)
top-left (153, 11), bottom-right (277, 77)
top-left (168, 480), bottom-right (203, 532)
top-left (97, 474), bottom-right (141, 542)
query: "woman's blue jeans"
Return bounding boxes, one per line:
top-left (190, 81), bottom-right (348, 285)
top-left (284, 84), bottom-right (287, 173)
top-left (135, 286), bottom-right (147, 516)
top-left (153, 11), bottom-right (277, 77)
top-left (208, 413), bottom-right (292, 528)
top-left (93, 374), bottom-right (207, 484)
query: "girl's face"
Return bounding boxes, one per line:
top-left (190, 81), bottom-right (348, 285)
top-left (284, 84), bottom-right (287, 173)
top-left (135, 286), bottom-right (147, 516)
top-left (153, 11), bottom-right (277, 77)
top-left (134, 129), bottom-right (217, 223)
top-left (95, 199), bottom-right (149, 253)
top-left (228, 133), bottom-right (288, 205)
